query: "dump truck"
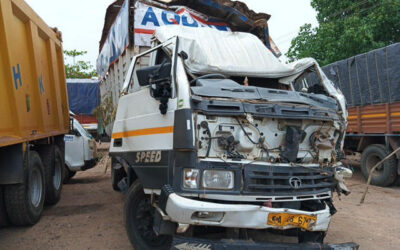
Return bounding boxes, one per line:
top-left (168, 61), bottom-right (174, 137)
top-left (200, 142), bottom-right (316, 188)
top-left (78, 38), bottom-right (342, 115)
top-left (0, 0), bottom-right (69, 226)
top-left (109, 25), bottom-right (358, 249)
top-left (309, 43), bottom-right (400, 187)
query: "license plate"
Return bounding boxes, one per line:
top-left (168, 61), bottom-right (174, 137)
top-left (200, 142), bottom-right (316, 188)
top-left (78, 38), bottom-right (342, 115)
top-left (268, 213), bottom-right (317, 230)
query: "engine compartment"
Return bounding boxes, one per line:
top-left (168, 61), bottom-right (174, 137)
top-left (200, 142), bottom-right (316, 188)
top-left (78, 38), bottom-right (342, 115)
top-left (195, 113), bottom-right (341, 165)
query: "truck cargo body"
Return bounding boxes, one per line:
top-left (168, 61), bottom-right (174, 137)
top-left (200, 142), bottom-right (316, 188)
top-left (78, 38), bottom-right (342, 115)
top-left (0, 0), bottom-right (69, 226)
top-left (97, 0), bottom-right (281, 136)
top-left (316, 43), bottom-right (400, 186)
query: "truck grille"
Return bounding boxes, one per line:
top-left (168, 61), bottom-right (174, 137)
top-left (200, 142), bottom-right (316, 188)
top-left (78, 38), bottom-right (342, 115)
top-left (243, 165), bottom-right (335, 197)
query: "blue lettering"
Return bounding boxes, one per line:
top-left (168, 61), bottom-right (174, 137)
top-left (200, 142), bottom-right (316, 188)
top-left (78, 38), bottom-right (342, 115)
top-left (38, 75), bottom-right (44, 95)
top-left (12, 64), bottom-right (22, 90)
top-left (182, 16), bottom-right (198, 27)
top-left (141, 7), bottom-right (160, 26)
top-left (162, 11), bottom-right (180, 25)
top-left (212, 25), bottom-right (229, 31)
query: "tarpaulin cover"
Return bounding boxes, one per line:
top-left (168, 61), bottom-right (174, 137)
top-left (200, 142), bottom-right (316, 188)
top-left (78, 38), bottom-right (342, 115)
top-left (97, 0), bottom-right (130, 78)
top-left (155, 26), bottom-right (318, 78)
top-left (67, 79), bottom-right (101, 115)
top-left (308, 43), bottom-right (400, 108)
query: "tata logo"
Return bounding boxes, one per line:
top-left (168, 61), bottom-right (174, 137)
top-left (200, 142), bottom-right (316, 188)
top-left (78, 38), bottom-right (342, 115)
top-left (135, 151), bottom-right (162, 163)
top-left (289, 177), bottom-right (302, 189)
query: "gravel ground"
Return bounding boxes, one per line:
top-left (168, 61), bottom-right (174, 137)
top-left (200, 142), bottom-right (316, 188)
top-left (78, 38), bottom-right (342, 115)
top-left (0, 148), bottom-right (399, 249)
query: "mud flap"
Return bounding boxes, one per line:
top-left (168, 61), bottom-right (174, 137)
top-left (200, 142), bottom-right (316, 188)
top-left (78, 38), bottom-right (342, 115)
top-left (171, 237), bottom-right (359, 250)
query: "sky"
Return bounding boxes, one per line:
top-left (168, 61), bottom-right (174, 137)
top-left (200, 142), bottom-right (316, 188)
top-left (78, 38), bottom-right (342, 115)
top-left (25, 0), bottom-right (318, 67)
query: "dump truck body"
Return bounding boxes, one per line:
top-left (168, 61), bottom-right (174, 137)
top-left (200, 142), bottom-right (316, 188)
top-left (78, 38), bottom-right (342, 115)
top-left (0, 0), bottom-right (68, 226)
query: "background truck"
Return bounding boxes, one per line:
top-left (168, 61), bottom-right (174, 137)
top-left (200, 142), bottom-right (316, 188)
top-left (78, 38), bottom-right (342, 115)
top-left (64, 117), bottom-right (98, 183)
top-left (67, 79), bottom-right (101, 139)
top-left (0, 0), bottom-right (69, 226)
top-left (311, 43), bottom-right (400, 187)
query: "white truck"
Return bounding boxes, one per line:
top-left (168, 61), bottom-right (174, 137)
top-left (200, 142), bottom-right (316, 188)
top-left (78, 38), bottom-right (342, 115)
top-left (64, 118), bottom-right (98, 183)
top-left (109, 26), bottom-right (357, 249)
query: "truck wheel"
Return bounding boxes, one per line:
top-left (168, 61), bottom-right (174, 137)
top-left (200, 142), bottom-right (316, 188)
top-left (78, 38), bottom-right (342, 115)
top-left (63, 166), bottom-right (76, 184)
top-left (361, 144), bottom-right (397, 187)
top-left (111, 162), bottom-right (125, 191)
top-left (4, 151), bottom-right (45, 226)
top-left (38, 146), bottom-right (64, 205)
top-left (125, 180), bottom-right (172, 250)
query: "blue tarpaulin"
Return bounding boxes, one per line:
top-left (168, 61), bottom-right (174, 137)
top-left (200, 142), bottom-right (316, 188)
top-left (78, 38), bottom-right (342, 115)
top-left (67, 79), bottom-right (100, 115)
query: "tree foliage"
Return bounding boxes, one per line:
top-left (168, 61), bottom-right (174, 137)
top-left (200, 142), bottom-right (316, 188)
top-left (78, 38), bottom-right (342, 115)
top-left (64, 50), bottom-right (97, 79)
top-left (287, 0), bottom-right (400, 66)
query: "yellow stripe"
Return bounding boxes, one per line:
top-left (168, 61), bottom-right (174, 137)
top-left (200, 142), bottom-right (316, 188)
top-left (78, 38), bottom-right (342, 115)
top-left (112, 126), bottom-right (174, 139)
top-left (348, 112), bottom-right (400, 120)
top-left (348, 115), bottom-right (357, 120)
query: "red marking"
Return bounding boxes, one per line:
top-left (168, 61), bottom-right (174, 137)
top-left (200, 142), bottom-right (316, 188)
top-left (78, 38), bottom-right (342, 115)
top-left (172, 19), bottom-right (179, 25)
top-left (134, 28), bottom-right (155, 34)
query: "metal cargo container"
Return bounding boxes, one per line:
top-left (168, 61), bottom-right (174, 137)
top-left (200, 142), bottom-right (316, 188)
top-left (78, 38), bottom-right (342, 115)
top-left (0, 0), bottom-right (69, 226)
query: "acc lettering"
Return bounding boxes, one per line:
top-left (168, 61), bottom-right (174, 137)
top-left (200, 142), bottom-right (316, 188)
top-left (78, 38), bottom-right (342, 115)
top-left (135, 151), bottom-right (162, 163)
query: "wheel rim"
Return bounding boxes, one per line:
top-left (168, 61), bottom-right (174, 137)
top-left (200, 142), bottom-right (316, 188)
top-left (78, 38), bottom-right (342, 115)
top-left (29, 167), bottom-right (43, 208)
top-left (134, 195), bottom-right (170, 247)
top-left (53, 154), bottom-right (62, 190)
top-left (366, 153), bottom-right (384, 176)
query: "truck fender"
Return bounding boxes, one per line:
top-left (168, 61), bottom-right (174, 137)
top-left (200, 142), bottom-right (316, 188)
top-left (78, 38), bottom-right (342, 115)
top-left (0, 144), bottom-right (24, 185)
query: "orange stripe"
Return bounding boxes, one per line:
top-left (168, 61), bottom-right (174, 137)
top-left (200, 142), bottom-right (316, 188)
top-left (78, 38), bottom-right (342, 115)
top-left (112, 126), bottom-right (174, 139)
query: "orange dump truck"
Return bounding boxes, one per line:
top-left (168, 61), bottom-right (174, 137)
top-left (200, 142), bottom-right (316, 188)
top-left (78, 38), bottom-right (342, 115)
top-left (318, 43), bottom-right (400, 187)
top-left (0, 0), bottom-right (69, 226)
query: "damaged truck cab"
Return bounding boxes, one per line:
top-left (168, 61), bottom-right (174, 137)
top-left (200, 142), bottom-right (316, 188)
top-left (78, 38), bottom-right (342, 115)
top-left (110, 26), bottom-right (356, 249)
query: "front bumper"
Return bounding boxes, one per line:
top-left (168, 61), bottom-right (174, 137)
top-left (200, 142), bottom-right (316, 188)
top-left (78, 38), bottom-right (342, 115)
top-left (172, 236), bottom-right (359, 250)
top-left (164, 192), bottom-right (331, 232)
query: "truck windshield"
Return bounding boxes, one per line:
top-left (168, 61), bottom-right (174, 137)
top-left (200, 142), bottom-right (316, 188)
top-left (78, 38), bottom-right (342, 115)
top-left (73, 119), bottom-right (92, 139)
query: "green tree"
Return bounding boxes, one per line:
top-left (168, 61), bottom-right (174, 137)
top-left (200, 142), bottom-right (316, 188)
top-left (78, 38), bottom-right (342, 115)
top-left (64, 50), bottom-right (97, 79)
top-left (287, 0), bottom-right (400, 66)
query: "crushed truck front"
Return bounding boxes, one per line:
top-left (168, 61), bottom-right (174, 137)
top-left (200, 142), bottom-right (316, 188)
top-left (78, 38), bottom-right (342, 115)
top-left (110, 26), bottom-right (355, 248)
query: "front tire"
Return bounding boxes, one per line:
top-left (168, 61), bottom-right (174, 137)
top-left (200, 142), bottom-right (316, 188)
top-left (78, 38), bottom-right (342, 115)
top-left (125, 180), bottom-right (172, 250)
top-left (361, 144), bottom-right (397, 187)
top-left (4, 150), bottom-right (45, 226)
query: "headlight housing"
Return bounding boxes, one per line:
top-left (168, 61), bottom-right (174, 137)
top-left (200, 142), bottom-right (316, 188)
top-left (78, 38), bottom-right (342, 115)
top-left (202, 170), bottom-right (234, 190)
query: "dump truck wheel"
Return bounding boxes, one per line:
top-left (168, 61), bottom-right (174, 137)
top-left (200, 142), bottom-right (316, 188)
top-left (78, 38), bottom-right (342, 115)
top-left (361, 144), bottom-right (397, 187)
top-left (63, 166), bottom-right (76, 184)
top-left (125, 180), bottom-right (172, 250)
top-left (4, 151), bottom-right (45, 226)
top-left (38, 145), bottom-right (64, 205)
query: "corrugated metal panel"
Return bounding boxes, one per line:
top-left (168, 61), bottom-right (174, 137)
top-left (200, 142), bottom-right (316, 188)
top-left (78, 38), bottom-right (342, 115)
top-left (347, 102), bottom-right (400, 134)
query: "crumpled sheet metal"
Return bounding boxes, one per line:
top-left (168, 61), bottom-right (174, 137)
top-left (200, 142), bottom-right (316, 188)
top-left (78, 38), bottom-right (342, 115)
top-left (154, 26), bottom-right (347, 120)
top-left (150, 0), bottom-right (272, 48)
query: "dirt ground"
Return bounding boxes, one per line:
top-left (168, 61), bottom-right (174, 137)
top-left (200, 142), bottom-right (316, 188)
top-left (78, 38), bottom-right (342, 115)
top-left (0, 147), bottom-right (399, 250)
